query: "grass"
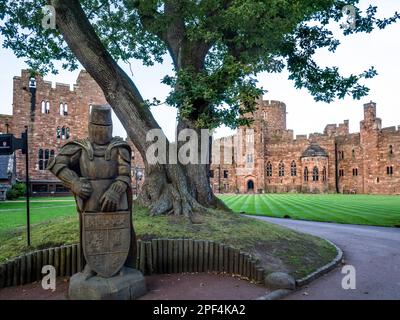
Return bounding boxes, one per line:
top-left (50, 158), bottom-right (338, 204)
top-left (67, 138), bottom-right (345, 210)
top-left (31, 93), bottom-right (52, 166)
top-left (219, 194), bottom-right (400, 227)
top-left (0, 197), bottom-right (76, 239)
top-left (0, 199), bottom-right (337, 279)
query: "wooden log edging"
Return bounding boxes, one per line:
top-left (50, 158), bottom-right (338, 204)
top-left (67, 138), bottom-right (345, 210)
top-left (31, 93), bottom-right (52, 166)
top-left (0, 243), bottom-right (82, 289)
top-left (135, 239), bottom-right (265, 284)
top-left (0, 239), bottom-right (265, 289)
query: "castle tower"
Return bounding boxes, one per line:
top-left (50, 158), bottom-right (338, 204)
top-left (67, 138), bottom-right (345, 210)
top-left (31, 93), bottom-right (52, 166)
top-left (11, 70), bottom-right (107, 195)
top-left (360, 101), bottom-right (381, 194)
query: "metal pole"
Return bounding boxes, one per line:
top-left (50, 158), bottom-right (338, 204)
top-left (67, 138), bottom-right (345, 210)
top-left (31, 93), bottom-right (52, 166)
top-left (25, 126), bottom-right (31, 246)
top-left (218, 164), bottom-right (221, 194)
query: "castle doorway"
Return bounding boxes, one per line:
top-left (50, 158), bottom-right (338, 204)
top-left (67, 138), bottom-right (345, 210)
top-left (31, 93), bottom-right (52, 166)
top-left (247, 180), bottom-right (254, 192)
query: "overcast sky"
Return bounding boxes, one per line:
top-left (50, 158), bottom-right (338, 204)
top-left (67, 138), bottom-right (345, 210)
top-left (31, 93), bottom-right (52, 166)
top-left (0, 0), bottom-right (399, 141)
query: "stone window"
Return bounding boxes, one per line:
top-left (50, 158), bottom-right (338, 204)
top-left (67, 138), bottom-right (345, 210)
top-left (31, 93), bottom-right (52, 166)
top-left (59, 103), bottom-right (68, 116)
top-left (353, 168), bottom-right (358, 176)
top-left (290, 161), bottom-right (297, 176)
top-left (45, 101), bottom-right (50, 114)
top-left (389, 145), bottom-right (393, 155)
top-left (38, 148), bottom-right (52, 170)
top-left (246, 131), bottom-right (254, 144)
top-left (304, 167), bottom-right (309, 182)
top-left (312, 166), bottom-right (319, 181)
top-left (339, 169), bottom-right (344, 177)
top-left (352, 149), bottom-right (355, 159)
top-left (246, 154), bottom-right (253, 164)
top-left (322, 166), bottom-right (327, 182)
top-left (38, 149), bottom-right (44, 170)
top-left (32, 184), bottom-right (49, 193)
top-left (266, 162), bottom-right (272, 177)
top-left (56, 127), bottom-right (61, 139)
top-left (386, 166), bottom-right (393, 176)
top-left (223, 170), bottom-right (228, 179)
top-left (66, 127), bottom-right (70, 139)
top-left (41, 101), bottom-right (50, 114)
top-left (278, 161), bottom-right (285, 177)
top-left (61, 126), bottom-right (66, 139)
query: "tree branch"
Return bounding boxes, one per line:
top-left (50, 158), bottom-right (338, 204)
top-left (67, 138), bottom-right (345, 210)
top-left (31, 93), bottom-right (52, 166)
top-left (50, 0), bottom-right (164, 157)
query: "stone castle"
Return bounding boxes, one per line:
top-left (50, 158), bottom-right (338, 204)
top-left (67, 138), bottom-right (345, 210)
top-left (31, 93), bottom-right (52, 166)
top-left (1, 70), bottom-right (399, 196)
top-left (210, 98), bottom-right (400, 195)
top-left (0, 70), bottom-right (144, 196)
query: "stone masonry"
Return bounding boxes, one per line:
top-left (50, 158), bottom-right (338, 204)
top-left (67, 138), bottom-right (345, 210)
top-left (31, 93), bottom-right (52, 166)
top-left (210, 99), bottom-right (400, 195)
top-left (0, 70), bottom-right (144, 195)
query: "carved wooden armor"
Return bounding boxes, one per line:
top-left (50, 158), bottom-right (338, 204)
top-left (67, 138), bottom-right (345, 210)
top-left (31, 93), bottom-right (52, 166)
top-left (48, 105), bottom-right (136, 278)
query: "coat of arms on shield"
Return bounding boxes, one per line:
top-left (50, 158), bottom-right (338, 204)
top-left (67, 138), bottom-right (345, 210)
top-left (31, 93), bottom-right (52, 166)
top-left (82, 211), bottom-right (131, 277)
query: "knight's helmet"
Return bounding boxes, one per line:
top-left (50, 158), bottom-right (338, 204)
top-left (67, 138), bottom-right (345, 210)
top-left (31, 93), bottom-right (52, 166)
top-left (88, 105), bottom-right (113, 145)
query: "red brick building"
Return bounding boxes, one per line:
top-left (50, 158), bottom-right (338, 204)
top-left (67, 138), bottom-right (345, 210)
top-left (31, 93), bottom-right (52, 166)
top-left (0, 70), bottom-right (144, 196)
top-left (210, 99), bottom-right (400, 195)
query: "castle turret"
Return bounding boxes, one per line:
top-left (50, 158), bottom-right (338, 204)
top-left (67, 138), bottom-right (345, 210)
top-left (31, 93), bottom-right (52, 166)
top-left (257, 100), bottom-right (287, 131)
top-left (361, 101), bottom-right (381, 130)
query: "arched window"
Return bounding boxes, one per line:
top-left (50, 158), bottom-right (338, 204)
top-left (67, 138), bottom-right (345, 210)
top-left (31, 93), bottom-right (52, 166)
top-left (387, 166), bottom-right (394, 176)
top-left (66, 127), bottom-right (70, 139)
top-left (61, 126), bottom-right (66, 139)
top-left (56, 127), bottom-right (61, 139)
top-left (290, 161), bottom-right (297, 176)
top-left (313, 166), bottom-right (319, 181)
top-left (266, 162), bottom-right (272, 177)
top-left (89, 104), bottom-right (93, 114)
top-left (246, 131), bottom-right (254, 144)
top-left (278, 161), bottom-right (285, 177)
top-left (304, 167), bottom-right (309, 182)
top-left (322, 166), bottom-right (327, 182)
top-left (45, 101), bottom-right (50, 114)
top-left (59, 103), bottom-right (69, 116)
top-left (389, 145), bottom-right (393, 155)
top-left (41, 101), bottom-right (46, 114)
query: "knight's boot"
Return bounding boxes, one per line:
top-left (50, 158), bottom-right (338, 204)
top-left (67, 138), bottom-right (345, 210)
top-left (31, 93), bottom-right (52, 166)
top-left (81, 264), bottom-right (96, 280)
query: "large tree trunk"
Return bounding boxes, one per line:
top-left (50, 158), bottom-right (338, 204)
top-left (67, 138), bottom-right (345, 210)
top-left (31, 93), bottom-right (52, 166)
top-left (51, 0), bottom-right (229, 219)
top-left (138, 120), bottom-right (228, 217)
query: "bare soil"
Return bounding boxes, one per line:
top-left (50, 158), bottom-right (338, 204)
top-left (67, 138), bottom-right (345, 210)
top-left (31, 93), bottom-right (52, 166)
top-left (0, 273), bottom-right (268, 300)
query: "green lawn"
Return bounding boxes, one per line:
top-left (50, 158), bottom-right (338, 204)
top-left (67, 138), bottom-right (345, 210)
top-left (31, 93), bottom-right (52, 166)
top-left (219, 194), bottom-right (400, 227)
top-left (0, 202), bottom-right (337, 279)
top-left (0, 197), bottom-right (75, 239)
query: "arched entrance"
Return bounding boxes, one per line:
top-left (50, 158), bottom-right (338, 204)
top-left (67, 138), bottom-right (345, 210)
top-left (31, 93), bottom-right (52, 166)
top-left (247, 180), bottom-right (254, 192)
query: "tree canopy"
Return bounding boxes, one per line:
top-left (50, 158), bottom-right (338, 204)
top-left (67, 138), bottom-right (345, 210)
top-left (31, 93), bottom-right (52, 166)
top-left (1, 0), bottom-right (398, 130)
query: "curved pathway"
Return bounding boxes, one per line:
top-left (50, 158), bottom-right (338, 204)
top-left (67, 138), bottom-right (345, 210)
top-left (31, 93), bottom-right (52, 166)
top-left (247, 216), bottom-right (400, 300)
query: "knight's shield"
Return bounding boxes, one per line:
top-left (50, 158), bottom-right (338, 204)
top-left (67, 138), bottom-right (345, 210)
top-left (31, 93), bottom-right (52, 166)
top-left (82, 211), bottom-right (131, 277)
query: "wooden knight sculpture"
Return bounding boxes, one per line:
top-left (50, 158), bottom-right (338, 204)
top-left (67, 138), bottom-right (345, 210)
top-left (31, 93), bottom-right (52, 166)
top-left (48, 105), bottom-right (137, 281)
